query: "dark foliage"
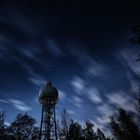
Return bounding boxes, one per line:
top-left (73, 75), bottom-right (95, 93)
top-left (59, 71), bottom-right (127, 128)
top-left (130, 23), bottom-right (140, 46)
top-left (57, 109), bottom-right (111, 140)
top-left (97, 128), bottom-right (107, 140)
top-left (67, 120), bottom-right (83, 140)
top-left (0, 110), bottom-right (111, 140)
top-left (130, 23), bottom-right (140, 61)
top-left (0, 112), bottom-right (38, 140)
top-left (110, 108), bottom-right (140, 140)
top-left (82, 120), bottom-right (97, 140)
top-left (10, 113), bottom-right (36, 140)
top-left (0, 111), bottom-right (5, 137)
top-left (57, 109), bottom-right (71, 140)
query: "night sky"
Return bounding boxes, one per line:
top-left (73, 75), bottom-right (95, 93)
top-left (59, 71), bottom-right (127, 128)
top-left (0, 0), bottom-right (140, 135)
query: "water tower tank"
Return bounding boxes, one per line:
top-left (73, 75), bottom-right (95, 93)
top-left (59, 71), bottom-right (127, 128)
top-left (39, 81), bottom-right (58, 105)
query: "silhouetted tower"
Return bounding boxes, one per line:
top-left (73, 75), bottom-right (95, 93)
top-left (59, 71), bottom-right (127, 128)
top-left (39, 81), bottom-right (58, 140)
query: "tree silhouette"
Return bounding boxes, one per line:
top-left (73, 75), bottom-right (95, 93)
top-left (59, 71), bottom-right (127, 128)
top-left (31, 127), bottom-right (39, 140)
top-left (57, 109), bottom-right (71, 140)
top-left (67, 120), bottom-right (83, 140)
top-left (130, 23), bottom-right (140, 46)
top-left (110, 108), bottom-right (140, 140)
top-left (57, 109), bottom-right (112, 140)
top-left (129, 23), bottom-right (140, 61)
top-left (97, 128), bottom-right (107, 140)
top-left (10, 113), bottom-right (36, 140)
top-left (0, 111), bottom-right (6, 137)
top-left (82, 120), bottom-right (97, 140)
top-left (0, 109), bottom-right (112, 140)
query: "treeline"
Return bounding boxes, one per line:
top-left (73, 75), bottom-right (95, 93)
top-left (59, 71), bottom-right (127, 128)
top-left (0, 102), bottom-right (140, 140)
top-left (0, 109), bottom-right (112, 140)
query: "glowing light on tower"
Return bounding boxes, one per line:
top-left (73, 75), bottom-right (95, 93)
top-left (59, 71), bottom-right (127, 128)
top-left (39, 81), bottom-right (58, 140)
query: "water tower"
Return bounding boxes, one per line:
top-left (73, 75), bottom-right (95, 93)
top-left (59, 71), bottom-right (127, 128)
top-left (39, 81), bottom-right (58, 140)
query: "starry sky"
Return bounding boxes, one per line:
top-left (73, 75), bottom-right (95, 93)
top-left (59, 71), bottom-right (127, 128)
top-left (0, 0), bottom-right (140, 135)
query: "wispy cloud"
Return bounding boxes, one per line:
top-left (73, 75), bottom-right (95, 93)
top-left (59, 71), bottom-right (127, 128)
top-left (47, 39), bottom-right (63, 57)
top-left (71, 76), bottom-right (102, 104)
top-left (67, 110), bottom-right (75, 115)
top-left (0, 99), bottom-right (8, 104)
top-left (72, 96), bottom-right (82, 107)
top-left (126, 72), bottom-right (139, 94)
top-left (69, 47), bottom-right (108, 77)
top-left (29, 77), bottom-right (46, 87)
top-left (86, 87), bottom-right (102, 104)
top-left (58, 89), bottom-right (66, 100)
top-left (22, 63), bottom-right (46, 87)
top-left (96, 104), bottom-right (116, 137)
top-left (87, 60), bottom-right (106, 77)
top-left (97, 104), bottom-right (115, 125)
top-left (9, 99), bottom-right (32, 112)
top-left (97, 104), bottom-right (114, 117)
top-left (0, 91), bottom-right (8, 97)
top-left (106, 90), bottom-right (137, 113)
top-left (121, 47), bottom-right (140, 76)
top-left (71, 76), bottom-right (85, 94)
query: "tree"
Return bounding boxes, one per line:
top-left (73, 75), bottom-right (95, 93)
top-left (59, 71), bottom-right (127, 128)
top-left (130, 23), bottom-right (140, 46)
top-left (0, 111), bottom-right (15, 140)
top-left (110, 108), bottom-right (140, 140)
top-left (57, 109), bottom-right (71, 140)
top-left (0, 111), bottom-right (6, 137)
top-left (110, 116), bottom-right (124, 140)
top-left (10, 113), bottom-right (36, 140)
top-left (31, 127), bottom-right (39, 140)
top-left (82, 120), bottom-right (97, 140)
top-left (129, 23), bottom-right (140, 61)
top-left (97, 128), bottom-right (107, 140)
top-left (67, 120), bottom-right (83, 140)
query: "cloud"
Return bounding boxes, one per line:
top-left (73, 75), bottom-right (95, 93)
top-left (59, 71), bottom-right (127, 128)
top-left (106, 91), bottom-right (137, 113)
top-left (86, 87), bottom-right (102, 104)
top-left (29, 77), bottom-right (46, 87)
top-left (87, 60), bottom-right (106, 77)
top-left (58, 89), bottom-right (66, 100)
top-left (9, 99), bottom-right (32, 112)
top-left (47, 39), bottom-right (63, 56)
top-left (67, 110), bottom-right (75, 115)
top-left (126, 72), bottom-right (139, 94)
top-left (17, 47), bottom-right (36, 60)
top-left (68, 96), bottom-right (83, 108)
top-left (96, 116), bottom-right (110, 124)
top-left (97, 104), bottom-right (114, 117)
top-left (96, 104), bottom-right (115, 126)
top-left (0, 99), bottom-right (8, 104)
top-left (69, 48), bottom-right (107, 77)
top-left (71, 76), bottom-right (85, 94)
top-left (121, 47), bottom-right (140, 76)
top-left (72, 96), bottom-right (82, 107)
top-left (87, 120), bottom-right (112, 138)
top-left (22, 63), bottom-right (46, 87)
top-left (71, 76), bottom-right (102, 104)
